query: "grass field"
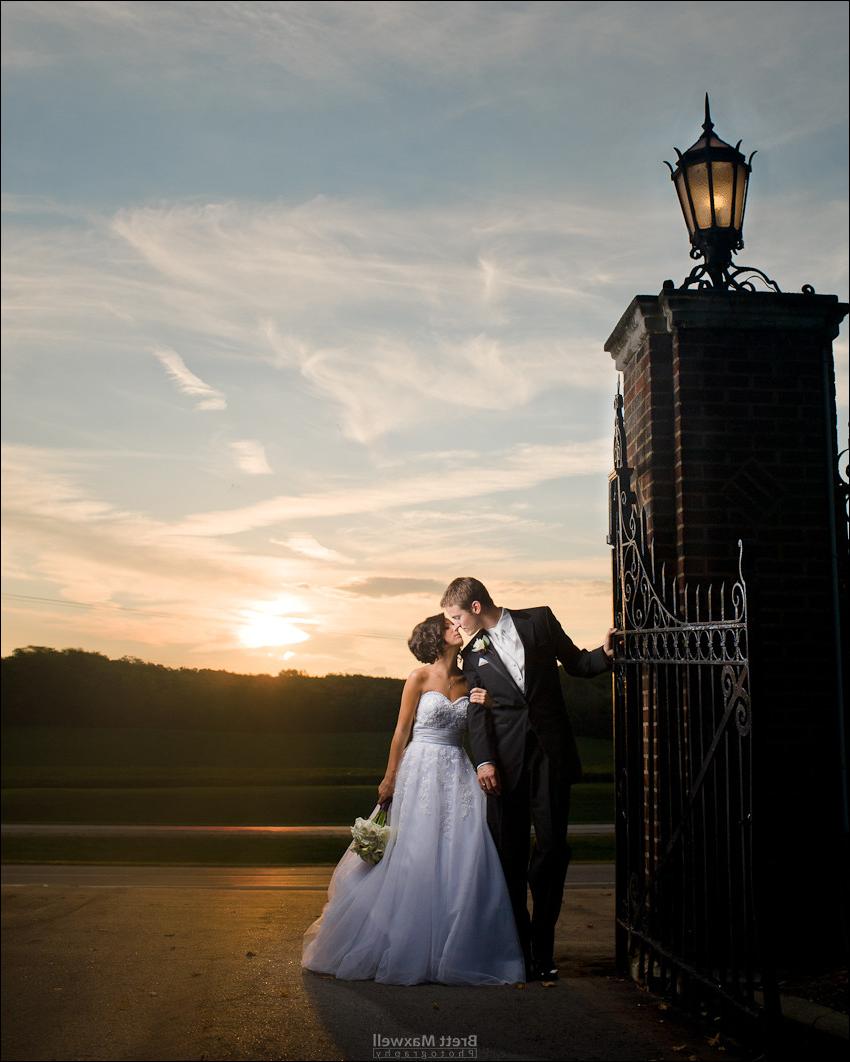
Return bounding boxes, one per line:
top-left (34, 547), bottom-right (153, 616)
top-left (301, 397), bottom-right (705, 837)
top-left (2, 725), bottom-right (614, 824)
top-left (0, 832), bottom-right (615, 866)
top-left (2, 724), bottom-right (614, 862)
top-left (1, 726), bottom-right (614, 777)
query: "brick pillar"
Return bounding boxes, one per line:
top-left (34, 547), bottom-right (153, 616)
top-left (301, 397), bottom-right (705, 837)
top-left (610, 297), bottom-right (678, 574)
top-left (606, 288), bottom-right (848, 967)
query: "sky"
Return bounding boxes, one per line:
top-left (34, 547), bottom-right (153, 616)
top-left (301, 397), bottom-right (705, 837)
top-left (2, 0), bottom-right (848, 679)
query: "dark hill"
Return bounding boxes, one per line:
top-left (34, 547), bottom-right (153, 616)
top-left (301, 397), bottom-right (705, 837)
top-left (1, 646), bottom-right (612, 738)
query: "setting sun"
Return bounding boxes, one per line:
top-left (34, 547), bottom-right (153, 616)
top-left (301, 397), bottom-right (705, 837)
top-left (236, 612), bottom-right (310, 649)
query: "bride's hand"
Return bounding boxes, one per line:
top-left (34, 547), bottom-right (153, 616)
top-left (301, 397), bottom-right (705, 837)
top-left (469, 687), bottom-right (493, 708)
top-left (377, 777), bottom-right (394, 803)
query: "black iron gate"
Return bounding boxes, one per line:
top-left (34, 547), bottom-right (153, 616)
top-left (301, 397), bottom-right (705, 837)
top-left (608, 387), bottom-right (780, 1029)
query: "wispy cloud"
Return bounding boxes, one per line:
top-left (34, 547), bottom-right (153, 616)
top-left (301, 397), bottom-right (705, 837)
top-left (267, 327), bottom-right (609, 444)
top-left (152, 347), bottom-right (226, 411)
top-left (834, 336), bottom-right (849, 420)
top-left (273, 533), bottom-right (349, 563)
top-left (4, 191), bottom-right (844, 440)
top-left (0, 197), bottom-right (762, 437)
top-left (3, 192), bottom-right (652, 440)
top-left (340, 576), bottom-right (446, 598)
top-left (1, 165), bottom-right (844, 448)
top-left (230, 439), bottom-right (272, 475)
top-left (3, 3), bottom-right (846, 151)
top-left (170, 439), bottom-right (611, 537)
top-left (1, 444), bottom-right (292, 598)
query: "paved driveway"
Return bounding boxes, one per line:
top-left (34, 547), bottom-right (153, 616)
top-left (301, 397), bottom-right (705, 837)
top-left (1, 863), bottom-right (748, 1061)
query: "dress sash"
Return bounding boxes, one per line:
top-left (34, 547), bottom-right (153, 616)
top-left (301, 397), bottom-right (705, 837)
top-left (409, 725), bottom-right (464, 748)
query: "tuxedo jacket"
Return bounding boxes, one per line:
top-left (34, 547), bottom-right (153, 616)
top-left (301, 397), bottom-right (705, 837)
top-left (459, 606), bottom-right (612, 793)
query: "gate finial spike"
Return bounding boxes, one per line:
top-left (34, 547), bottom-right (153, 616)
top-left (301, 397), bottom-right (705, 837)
top-left (721, 583), bottom-right (726, 621)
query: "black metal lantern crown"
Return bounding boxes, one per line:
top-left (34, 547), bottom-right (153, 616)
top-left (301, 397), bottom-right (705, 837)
top-left (664, 95), bottom-right (780, 292)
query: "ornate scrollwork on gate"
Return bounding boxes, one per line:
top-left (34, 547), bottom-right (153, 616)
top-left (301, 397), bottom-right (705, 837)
top-left (609, 382), bottom-right (767, 1022)
top-left (722, 662), bottom-right (752, 737)
top-left (610, 387), bottom-right (748, 667)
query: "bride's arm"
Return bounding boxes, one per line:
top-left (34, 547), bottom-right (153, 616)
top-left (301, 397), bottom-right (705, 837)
top-left (377, 670), bottom-right (422, 803)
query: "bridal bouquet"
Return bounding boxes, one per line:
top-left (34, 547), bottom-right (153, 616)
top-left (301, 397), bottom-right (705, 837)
top-left (350, 799), bottom-right (392, 865)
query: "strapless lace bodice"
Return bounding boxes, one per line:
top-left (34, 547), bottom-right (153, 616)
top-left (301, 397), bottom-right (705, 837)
top-left (411, 691), bottom-right (468, 734)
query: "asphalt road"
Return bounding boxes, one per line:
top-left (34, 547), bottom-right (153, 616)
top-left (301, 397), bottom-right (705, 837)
top-left (2, 861), bottom-right (751, 1062)
top-left (1, 861), bottom-right (616, 889)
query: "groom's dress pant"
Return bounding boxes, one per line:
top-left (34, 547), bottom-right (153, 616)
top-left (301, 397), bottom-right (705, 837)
top-left (486, 727), bottom-right (573, 969)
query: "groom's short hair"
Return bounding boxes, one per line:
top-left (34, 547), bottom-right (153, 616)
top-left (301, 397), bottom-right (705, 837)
top-left (440, 577), bottom-right (494, 611)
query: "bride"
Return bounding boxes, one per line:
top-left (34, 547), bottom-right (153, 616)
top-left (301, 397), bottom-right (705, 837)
top-left (301, 613), bottom-right (526, 985)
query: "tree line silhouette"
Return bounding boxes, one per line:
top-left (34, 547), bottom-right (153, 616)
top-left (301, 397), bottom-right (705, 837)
top-left (1, 646), bottom-right (613, 738)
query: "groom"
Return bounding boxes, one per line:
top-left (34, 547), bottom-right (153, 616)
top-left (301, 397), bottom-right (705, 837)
top-left (442, 576), bottom-right (615, 983)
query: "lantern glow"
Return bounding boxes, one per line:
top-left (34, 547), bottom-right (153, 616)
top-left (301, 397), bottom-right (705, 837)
top-left (664, 95), bottom-right (779, 293)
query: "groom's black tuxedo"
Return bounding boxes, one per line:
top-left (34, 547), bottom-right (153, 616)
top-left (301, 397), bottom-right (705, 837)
top-left (461, 605), bottom-right (611, 793)
top-left (459, 605), bottom-right (612, 975)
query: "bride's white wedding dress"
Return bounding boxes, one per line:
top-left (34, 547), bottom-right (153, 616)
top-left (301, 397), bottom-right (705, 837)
top-left (301, 691), bottom-right (526, 985)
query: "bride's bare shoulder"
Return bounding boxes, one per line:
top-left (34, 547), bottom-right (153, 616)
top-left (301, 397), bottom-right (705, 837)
top-left (405, 665), bottom-right (430, 686)
top-left (399, 667), bottom-right (429, 706)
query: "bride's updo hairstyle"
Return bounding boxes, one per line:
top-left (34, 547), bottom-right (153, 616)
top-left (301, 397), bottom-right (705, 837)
top-left (408, 614), bottom-right (447, 664)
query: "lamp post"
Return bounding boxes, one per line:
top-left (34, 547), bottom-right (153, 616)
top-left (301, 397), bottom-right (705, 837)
top-left (664, 95), bottom-right (785, 292)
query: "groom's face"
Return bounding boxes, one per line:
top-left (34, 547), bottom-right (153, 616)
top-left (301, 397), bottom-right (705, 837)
top-left (444, 601), bottom-right (481, 637)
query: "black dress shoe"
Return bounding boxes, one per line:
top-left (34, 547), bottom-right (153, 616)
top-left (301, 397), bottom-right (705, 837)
top-left (531, 961), bottom-right (559, 981)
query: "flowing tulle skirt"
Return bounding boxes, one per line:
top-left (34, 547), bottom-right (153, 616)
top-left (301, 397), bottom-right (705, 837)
top-left (301, 740), bottom-right (525, 985)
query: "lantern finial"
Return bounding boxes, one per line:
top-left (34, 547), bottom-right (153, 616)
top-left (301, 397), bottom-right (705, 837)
top-left (703, 93), bottom-right (713, 136)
